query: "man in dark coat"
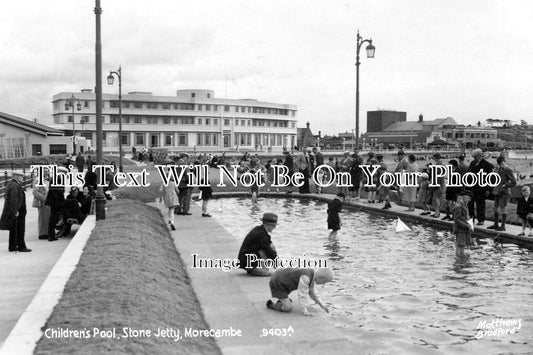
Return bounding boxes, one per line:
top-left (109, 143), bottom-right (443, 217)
top-left (75, 152), bottom-right (85, 172)
top-left (0, 172), bottom-right (31, 252)
top-left (45, 183), bottom-right (65, 242)
top-left (467, 149), bottom-right (494, 225)
top-left (283, 150), bottom-right (294, 194)
top-left (238, 213), bottom-right (278, 276)
top-left (312, 147), bottom-right (324, 167)
top-left (176, 155), bottom-right (192, 215)
top-left (295, 149), bottom-right (312, 194)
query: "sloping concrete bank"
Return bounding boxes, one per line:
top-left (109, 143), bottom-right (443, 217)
top-left (210, 191), bottom-right (533, 249)
top-left (31, 200), bottom-right (221, 355)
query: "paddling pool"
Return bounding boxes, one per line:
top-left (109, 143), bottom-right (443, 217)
top-left (211, 197), bottom-right (533, 354)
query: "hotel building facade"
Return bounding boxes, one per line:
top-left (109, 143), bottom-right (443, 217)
top-left (50, 89), bottom-right (298, 153)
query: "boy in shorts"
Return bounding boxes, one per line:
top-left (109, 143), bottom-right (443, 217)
top-left (266, 268), bottom-right (333, 316)
top-left (517, 185), bottom-right (533, 236)
top-left (453, 190), bottom-right (474, 257)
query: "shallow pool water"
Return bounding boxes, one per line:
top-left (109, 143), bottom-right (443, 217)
top-left (212, 197), bottom-right (533, 354)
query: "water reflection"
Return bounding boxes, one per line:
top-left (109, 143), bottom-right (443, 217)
top-left (324, 231), bottom-right (343, 261)
top-left (213, 197), bottom-right (533, 353)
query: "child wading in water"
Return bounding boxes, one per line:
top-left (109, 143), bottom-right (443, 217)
top-left (327, 192), bottom-right (344, 233)
top-left (249, 169), bottom-right (260, 205)
top-left (266, 268), bottom-right (333, 316)
top-left (453, 190), bottom-right (474, 257)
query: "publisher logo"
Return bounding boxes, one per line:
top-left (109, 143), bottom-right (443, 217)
top-left (475, 318), bottom-right (522, 339)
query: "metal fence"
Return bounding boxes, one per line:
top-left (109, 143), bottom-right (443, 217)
top-left (0, 170), bottom-right (34, 197)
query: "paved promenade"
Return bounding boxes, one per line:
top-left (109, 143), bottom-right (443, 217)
top-left (160, 200), bottom-right (356, 354)
top-left (0, 188), bottom-right (72, 349)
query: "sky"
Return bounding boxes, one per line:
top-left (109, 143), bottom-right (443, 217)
top-left (1, 0), bottom-right (533, 136)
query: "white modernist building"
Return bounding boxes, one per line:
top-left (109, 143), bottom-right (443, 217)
top-left (50, 89), bottom-right (298, 153)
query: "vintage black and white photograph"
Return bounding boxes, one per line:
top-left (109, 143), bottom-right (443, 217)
top-left (1, 1), bottom-right (532, 354)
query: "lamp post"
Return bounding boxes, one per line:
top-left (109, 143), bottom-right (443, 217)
top-left (94, 0), bottom-right (105, 220)
top-left (107, 66), bottom-right (123, 172)
top-left (65, 95), bottom-right (81, 154)
top-left (355, 30), bottom-right (375, 150)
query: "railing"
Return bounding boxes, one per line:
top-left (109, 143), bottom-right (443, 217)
top-left (0, 170), bottom-right (35, 197)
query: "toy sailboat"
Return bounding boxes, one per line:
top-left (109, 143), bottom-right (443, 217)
top-left (396, 217), bottom-right (411, 232)
top-left (467, 218), bottom-right (474, 230)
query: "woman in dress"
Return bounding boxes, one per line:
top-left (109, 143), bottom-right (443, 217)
top-left (159, 168), bottom-right (180, 230)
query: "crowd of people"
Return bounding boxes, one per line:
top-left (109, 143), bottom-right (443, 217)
top-left (0, 152), bottom-right (119, 252)
top-left (227, 147), bottom-right (531, 258)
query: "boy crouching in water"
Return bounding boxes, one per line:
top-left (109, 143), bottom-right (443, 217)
top-left (266, 268), bottom-right (333, 316)
top-left (453, 190), bottom-right (475, 257)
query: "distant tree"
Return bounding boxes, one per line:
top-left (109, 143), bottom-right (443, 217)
top-left (521, 119), bottom-right (527, 126)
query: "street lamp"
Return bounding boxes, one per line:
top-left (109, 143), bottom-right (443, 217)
top-left (355, 30), bottom-right (375, 150)
top-left (107, 66), bottom-right (123, 172)
top-left (94, 0), bottom-right (105, 220)
top-left (65, 94), bottom-right (81, 154)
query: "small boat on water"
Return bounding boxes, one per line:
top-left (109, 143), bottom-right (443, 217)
top-left (507, 150), bottom-right (533, 160)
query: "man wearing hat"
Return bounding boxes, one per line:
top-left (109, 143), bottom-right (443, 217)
top-left (453, 189), bottom-right (474, 257)
top-left (0, 171), bottom-right (31, 252)
top-left (238, 213), bottom-right (278, 276)
top-left (467, 149), bottom-right (494, 225)
top-left (282, 150), bottom-right (294, 194)
top-left (295, 149), bottom-right (312, 194)
top-left (488, 156), bottom-right (516, 231)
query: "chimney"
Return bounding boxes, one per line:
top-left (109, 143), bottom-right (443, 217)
top-left (306, 121), bottom-right (310, 129)
top-left (318, 130), bottom-right (322, 138)
top-left (418, 114), bottom-right (423, 122)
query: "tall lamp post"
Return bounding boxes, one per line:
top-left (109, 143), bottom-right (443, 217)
top-left (65, 95), bottom-right (81, 154)
top-left (94, 0), bottom-right (105, 220)
top-left (107, 66), bottom-right (123, 172)
top-left (355, 30), bottom-right (375, 150)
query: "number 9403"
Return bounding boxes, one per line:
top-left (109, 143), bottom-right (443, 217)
top-left (260, 326), bottom-right (294, 337)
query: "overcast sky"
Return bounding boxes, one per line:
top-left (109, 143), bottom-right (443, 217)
top-left (1, 0), bottom-right (532, 135)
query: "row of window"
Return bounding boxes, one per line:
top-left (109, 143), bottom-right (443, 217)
top-left (56, 99), bottom-right (296, 117)
top-left (445, 132), bottom-right (497, 139)
top-left (79, 131), bottom-right (292, 148)
top-left (108, 101), bottom-right (294, 116)
top-left (58, 115), bottom-right (296, 128)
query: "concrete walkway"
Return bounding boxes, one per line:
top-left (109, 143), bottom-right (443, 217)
top-left (0, 188), bottom-right (73, 349)
top-left (161, 199), bottom-right (362, 355)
